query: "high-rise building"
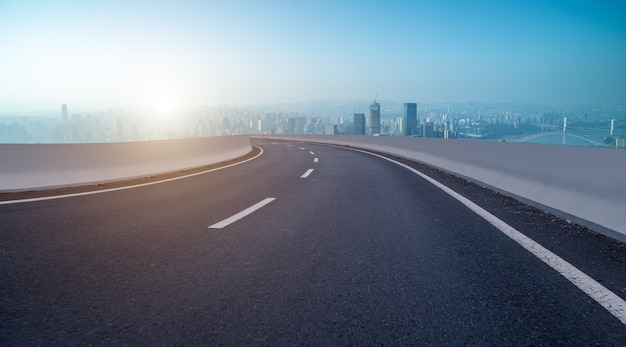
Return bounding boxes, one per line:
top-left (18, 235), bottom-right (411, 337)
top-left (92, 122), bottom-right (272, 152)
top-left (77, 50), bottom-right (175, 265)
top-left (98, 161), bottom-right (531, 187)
top-left (287, 116), bottom-right (307, 134)
top-left (422, 122), bottom-right (434, 138)
top-left (353, 113), bottom-right (365, 135)
top-left (403, 103), bottom-right (417, 136)
top-left (368, 101), bottom-right (380, 135)
top-left (61, 104), bottom-right (68, 120)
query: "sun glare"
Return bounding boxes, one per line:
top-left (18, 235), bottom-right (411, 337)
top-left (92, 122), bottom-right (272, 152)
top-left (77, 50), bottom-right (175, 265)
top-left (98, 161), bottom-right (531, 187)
top-left (149, 96), bottom-right (180, 125)
top-left (153, 99), bottom-right (174, 116)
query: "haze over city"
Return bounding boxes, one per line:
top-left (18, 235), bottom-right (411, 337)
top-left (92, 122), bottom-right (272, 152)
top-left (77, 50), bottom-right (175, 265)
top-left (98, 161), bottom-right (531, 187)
top-left (1, 0), bottom-right (625, 113)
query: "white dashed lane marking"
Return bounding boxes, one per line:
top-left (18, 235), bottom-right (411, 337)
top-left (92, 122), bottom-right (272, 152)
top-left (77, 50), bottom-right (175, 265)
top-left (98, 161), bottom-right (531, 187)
top-left (208, 198), bottom-right (276, 229)
top-left (301, 169), bottom-right (314, 178)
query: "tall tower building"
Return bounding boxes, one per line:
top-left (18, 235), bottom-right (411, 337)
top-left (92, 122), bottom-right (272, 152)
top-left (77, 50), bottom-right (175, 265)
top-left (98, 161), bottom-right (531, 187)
top-left (353, 113), bottom-right (365, 135)
top-left (368, 101), bottom-right (380, 135)
top-left (611, 118), bottom-right (615, 136)
top-left (61, 104), bottom-right (68, 120)
top-left (403, 102), bottom-right (417, 136)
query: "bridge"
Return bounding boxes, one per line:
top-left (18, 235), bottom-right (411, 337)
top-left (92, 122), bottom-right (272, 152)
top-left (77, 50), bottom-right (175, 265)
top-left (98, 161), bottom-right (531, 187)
top-left (506, 131), bottom-right (612, 148)
top-left (1, 135), bottom-right (626, 344)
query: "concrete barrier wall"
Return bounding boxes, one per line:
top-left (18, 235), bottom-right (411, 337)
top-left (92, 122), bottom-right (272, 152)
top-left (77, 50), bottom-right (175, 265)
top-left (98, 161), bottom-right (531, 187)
top-left (255, 135), bottom-right (626, 241)
top-left (0, 135), bottom-right (251, 192)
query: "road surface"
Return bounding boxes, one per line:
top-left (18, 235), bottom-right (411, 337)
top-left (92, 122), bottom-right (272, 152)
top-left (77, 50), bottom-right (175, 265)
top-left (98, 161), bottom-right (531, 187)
top-left (2, 138), bottom-right (626, 345)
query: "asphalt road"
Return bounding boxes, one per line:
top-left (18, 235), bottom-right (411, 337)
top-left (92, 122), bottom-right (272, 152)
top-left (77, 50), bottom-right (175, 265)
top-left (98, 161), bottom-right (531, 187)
top-left (2, 138), bottom-right (626, 345)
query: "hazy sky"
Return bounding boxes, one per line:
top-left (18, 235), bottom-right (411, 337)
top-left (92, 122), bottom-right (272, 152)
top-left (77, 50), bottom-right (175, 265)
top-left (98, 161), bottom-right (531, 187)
top-left (1, 0), bottom-right (625, 110)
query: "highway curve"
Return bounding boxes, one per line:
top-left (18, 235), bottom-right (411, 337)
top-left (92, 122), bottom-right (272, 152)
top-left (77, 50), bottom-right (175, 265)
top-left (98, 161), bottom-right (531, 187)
top-left (2, 138), bottom-right (626, 345)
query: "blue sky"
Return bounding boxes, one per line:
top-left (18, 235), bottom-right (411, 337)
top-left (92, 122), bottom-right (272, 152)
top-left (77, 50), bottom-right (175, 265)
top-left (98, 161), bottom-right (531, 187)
top-left (1, 0), bottom-right (625, 110)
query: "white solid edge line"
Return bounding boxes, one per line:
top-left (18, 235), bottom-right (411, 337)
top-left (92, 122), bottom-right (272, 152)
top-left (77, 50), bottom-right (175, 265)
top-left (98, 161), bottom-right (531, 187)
top-left (208, 197), bottom-right (276, 229)
top-left (0, 146), bottom-right (265, 205)
top-left (301, 169), bottom-right (314, 178)
top-left (351, 147), bottom-right (626, 326)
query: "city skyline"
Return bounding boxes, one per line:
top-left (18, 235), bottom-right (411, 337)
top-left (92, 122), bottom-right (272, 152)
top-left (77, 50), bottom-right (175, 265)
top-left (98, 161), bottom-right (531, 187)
top-left (1, 1), bottom-right (625, 112)
top-left (2, 100), bottom-right (624, 149)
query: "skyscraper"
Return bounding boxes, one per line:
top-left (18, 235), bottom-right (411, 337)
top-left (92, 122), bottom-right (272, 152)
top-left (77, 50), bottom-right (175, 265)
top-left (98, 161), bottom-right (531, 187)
top-left (422, 122), bottom-right (434, 138)
top-left (61, 104), bottom-right (68, 120)
top-left (403, 102), bottom-right (417, 136)
top-left (353, 113), bottom-right (365, 135)
top-left (368, 101), bottom-right (380, 135)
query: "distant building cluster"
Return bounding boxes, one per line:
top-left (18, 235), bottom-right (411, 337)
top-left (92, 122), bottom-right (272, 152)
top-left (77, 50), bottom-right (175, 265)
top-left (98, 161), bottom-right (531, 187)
top-left (350, 100), bottom-right (461, 139)
top-left (1, 102), bottom-right (625, 149)
top-left (347, 100), bottom-right (459, 139)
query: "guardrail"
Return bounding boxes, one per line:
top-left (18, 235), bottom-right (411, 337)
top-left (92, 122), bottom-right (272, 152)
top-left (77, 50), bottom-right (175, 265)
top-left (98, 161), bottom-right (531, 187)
top-left (2, 133), bottom-right (624, 242)
top-left (0, 135), bottom-right (251, 192)
top-left (255, 134), bottom-right (626, 242)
